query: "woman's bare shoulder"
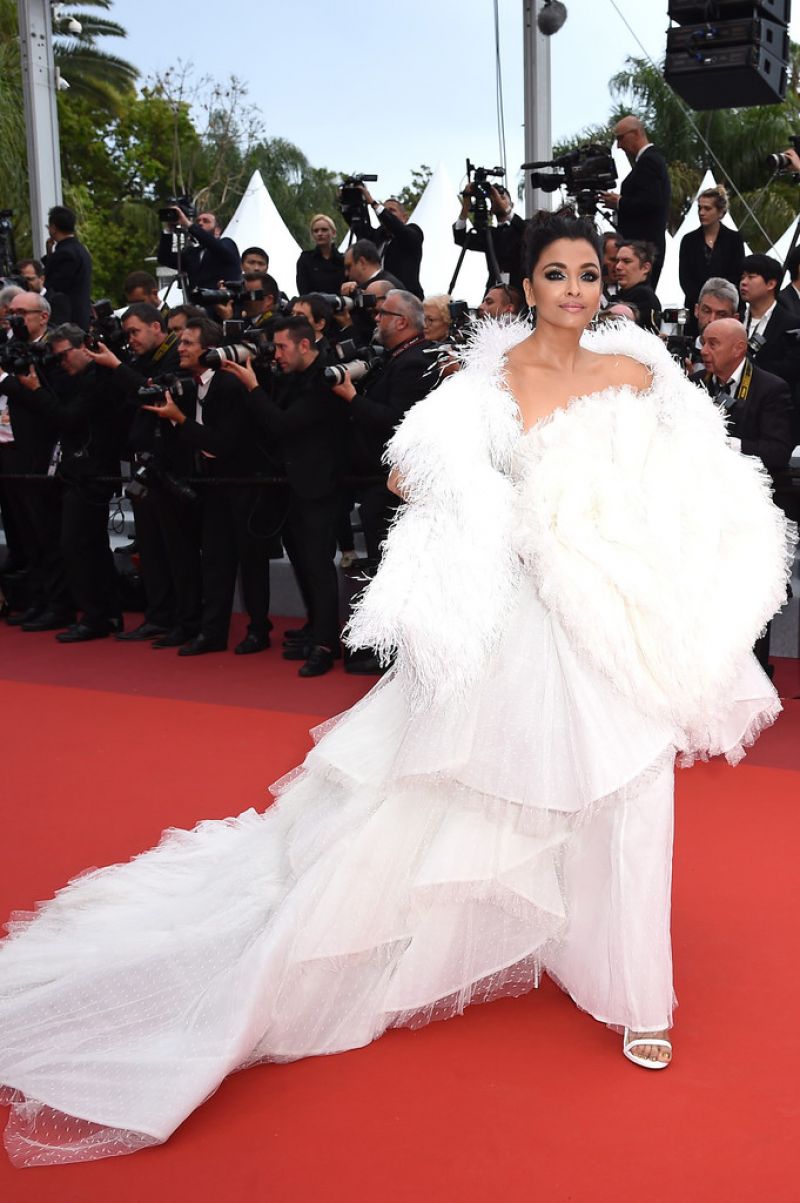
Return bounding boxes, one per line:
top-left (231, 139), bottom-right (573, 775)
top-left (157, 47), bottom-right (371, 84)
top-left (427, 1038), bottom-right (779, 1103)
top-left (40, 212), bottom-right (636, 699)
top-left (585, 350), bottom-right (654, 394)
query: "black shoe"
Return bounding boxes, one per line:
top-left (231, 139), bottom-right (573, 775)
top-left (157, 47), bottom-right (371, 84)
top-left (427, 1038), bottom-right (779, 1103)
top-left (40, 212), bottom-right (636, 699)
top-left (114, 541), bottom-right (138, 556)
top-left (55, 621), bottom-right (110, 643)
top-left (235, 632), bottom-right (270, 655)
top-left (21, 610), bottom-right (74, 632)
top-left (283, 624), bottom-right (312, 644)
top-left (282, 641), bottom-right (310, 661)
top-left (344, 653), bottom-right (386, 675)
top-left (7, 605), bottom-right (44, 627)
top-left (178, 634), bottom-right (227, 656)
top-left (152, 626), bottom-right (197, 648)
top-left (116, 621), bottom-right (169, 642)
top-left (298, 645), bottom-right (335, 678)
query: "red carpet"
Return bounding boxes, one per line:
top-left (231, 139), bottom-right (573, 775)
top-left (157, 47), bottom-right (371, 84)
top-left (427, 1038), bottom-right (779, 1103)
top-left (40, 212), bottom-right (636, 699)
top-left (1, 621), bottom-right (799, 1202)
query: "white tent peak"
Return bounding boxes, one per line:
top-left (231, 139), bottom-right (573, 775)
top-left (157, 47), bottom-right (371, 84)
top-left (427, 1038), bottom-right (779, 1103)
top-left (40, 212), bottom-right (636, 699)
top-left (407, 161), bottom-right (499, 305)
top-left (222, 170), bottom-right (302, 296)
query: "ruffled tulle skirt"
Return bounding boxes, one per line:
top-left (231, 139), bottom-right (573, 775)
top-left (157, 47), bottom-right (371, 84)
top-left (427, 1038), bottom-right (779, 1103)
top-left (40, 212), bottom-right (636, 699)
top-left (0, 578), bottom-right (779, 1166)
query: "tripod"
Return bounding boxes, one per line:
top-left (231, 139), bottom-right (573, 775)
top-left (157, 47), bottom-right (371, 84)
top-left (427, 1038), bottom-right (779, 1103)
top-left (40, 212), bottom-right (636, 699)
top-left (448, 210), bottom-right (503, 296)
top-left (0, 210), bottom-right (18, 278)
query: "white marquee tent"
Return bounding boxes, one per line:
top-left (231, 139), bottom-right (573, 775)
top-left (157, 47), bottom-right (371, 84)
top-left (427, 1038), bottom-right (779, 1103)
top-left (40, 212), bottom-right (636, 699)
top-left (222, 170), bottom-right (302, 296)
top-left (408, 162), bottom-right (489, 305)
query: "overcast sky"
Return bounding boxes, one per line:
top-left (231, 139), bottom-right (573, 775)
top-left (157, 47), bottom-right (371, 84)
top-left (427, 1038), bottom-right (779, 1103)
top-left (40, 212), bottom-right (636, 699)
top-left (115, 0), bottom-right (800, 204)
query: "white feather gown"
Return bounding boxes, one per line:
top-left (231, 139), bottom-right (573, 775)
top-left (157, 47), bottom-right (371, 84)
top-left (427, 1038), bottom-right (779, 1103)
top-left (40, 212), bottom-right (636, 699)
top-left (0, 321), bottom-right (791, 1166)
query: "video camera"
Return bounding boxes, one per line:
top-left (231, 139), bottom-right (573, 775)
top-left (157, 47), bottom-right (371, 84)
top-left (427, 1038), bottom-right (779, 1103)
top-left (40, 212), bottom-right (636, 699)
top-left (0, 313), bottom-right (57, 375)
top-left (766, 135), bottom-right (800, 173)
top-left (463, 159), bottom-right (506, 229)
top-left (323, 340), bottom-right (386, 386)
top-left (337, 174), bottom-right (378, 234)
top-left (158, 195), bottom-right (197, 224)
top-left (523, 144), bottom-right (617, 217)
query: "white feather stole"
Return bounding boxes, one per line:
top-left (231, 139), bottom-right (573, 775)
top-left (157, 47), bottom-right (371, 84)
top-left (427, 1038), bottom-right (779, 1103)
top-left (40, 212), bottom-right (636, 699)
top-left (345, 319), bottom-right (796, 731)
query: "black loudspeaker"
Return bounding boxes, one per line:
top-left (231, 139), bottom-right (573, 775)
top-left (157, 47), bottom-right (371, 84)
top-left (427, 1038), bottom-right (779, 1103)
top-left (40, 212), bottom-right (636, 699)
top-left (665, 1), bottom-right (790, 109)
top-left (666, 42), bottom-right (787, 106)
top-left (667, 0), bottom-right (790, 21)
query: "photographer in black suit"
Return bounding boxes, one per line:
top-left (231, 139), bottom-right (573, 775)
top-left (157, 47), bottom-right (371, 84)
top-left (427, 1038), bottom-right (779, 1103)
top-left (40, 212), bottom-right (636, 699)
top-left (700, 317), bottom-right (794, 678)
top-left (601, 116), bottom-right (671, 289)
top-left (87, 304), bottom-right (201, 645)
top-left (453, 183), bottom-right (525, 292)
top-left (739, 254), bottom-right (800, 421)
top-left (14, 323), bottom-right (121, 642)
top-left (157, 209), bottom-right (241, 294)
top-left (222, 317), bottom-right (349, 678)
top-left (778, 245), bottom-right (800, 318)
top-left (352, 185), bottom-right (423, 298)
top-left (142, 317), bottom-right (279, 656)
top-left (42, 207), bottom-right (93, 330)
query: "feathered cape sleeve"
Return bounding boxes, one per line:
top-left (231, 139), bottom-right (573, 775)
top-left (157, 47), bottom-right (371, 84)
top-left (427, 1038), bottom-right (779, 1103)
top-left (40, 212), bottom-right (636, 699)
top-left (513, 321), bottom-right (796, 744)
top-left (344, 321), bottom-right (525, 710)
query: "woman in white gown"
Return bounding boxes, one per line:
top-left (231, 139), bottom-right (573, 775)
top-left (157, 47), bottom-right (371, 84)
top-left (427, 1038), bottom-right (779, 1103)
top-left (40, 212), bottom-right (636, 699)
top-left (0, 212), bottom-right (793, 1167)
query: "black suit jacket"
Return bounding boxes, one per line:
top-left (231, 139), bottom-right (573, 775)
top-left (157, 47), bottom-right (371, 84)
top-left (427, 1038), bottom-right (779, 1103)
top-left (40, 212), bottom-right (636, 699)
top-left (246, 356), bottom-right (348, 500)
top-left (617, 146), bottom-right (671, 264)
top-left (748, 303), bottom-right (800, 394)
top-left (2, 366), bottom-right (58, 473)
top-left (615, 283), bottom-right (662, 333)
top-left (296, 247), bottom-right (346, 296)
top-left (158, 225), bottom-right (242, 291)
top-left (17, 363), bottom-right (119, 486)
top-left (371, 210), bottom-right (424, 298)
top-left (349, 337), bottom-right (438, 472)
top-left (177, 371), bottom-right (271, 478)
top-left (706, 360), bottom-right (793, 473)
top-left (778, 282), bottom-right (800, 318)
top-left (43, 238), bottom-right (93, 330)
top-left (453, 214), bottom-right (525, 292)
top-left (679, 224), bottom-right (745, 311)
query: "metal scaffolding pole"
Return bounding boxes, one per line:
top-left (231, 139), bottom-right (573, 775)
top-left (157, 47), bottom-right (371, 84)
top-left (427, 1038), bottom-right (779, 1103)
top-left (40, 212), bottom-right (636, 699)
top-left (522, 0), bottom-right (553, 217)
top-left (17, 0), bottom-right (63, 259)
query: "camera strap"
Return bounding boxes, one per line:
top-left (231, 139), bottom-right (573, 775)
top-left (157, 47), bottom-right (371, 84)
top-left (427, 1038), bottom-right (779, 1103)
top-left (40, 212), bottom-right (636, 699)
top-left (152, 332), bottom-right (178, 363)
top-left (738, 358), bottom-right (753, 402)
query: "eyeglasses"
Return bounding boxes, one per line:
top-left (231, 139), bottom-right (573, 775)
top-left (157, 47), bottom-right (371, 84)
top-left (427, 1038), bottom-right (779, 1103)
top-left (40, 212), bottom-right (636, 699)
top-left (375, 309), bottom-right (404, 320)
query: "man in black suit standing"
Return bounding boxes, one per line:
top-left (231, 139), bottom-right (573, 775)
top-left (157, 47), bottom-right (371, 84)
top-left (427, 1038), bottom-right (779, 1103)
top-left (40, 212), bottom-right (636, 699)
top-left (700, 316), bottom-right (794, 677)
top-left (42, 207), bottom-right (93, 330)
top-left (353, 184), bottom-right (424, 299)
top-left (739, 254), bottom-right (800, 436)
top-left (221, 316), bottom-right (350, 678)
top-left (778, 245), bottom-right (800, 318)
top-left (142, 317), bottom-right (278, 657)
top-left (601, 116), bottom-right (671, 289)
top-left (453, 183), bottom-right (526, 293)
top-left (157, 210), bottom-right (241, 295)
top-left (15, 322), bottom-right (121, 642)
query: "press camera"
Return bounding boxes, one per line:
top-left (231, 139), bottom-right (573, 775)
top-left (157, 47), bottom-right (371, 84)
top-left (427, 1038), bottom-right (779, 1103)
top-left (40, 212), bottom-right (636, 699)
top-left (158, 195), bottom-right (197, 224)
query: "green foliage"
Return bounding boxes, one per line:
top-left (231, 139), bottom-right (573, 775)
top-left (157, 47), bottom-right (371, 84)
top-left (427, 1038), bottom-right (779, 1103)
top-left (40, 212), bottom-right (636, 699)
top-left (396, 165), bottom-right (432, 213)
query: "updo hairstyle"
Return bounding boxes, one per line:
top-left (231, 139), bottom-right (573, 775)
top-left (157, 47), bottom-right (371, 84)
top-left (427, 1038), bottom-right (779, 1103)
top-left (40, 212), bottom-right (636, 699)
top-left (522, 207), bottom-right (602, 280)
top-left (698, 185), bottom-right (728, 216)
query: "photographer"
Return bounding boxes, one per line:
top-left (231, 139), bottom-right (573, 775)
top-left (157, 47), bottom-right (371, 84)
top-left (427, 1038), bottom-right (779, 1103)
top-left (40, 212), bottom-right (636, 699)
top-left (296, 214), bottom-right (345, 296)
top-left (1, 293), bottom-right (73, 629)
top-left (477, 285), bottom-right (523, 320)
top-left (222, 316), bottom-right (349, 678)
top-left (614, 241), bottom-right (661, 333)
top-left (87, 304), bottom-right (198, 644)
top-left (740, 254), bottom-right (800, 394)
top-left (453, 183), bottom-right (525, 292)
top-left (601, 233), bottom-right (622, 300)
top-left (683, 278), bottom-right (739, 378)
top-left (699, 316), bottom-right (794, 678)
top-left (123, 271), bottom-right (168, 314)
top-left (601, 116), bottom-right (670, 289)
top-left (241, 247), bottom-right (269, 275)
top-left (157, 209), bottom-right (241, 295)
top-left (353, 186), bottom-right (424, 299)
top-left (43, 206), bottom-right (93, 330)
top-left (14, 323), bottom-right (121, 642)
top-left (141, 317), bottom-right (279, 657)
top-left (778, 245), bottom-right (800, 317)
top-left (291, 294), bottom-right (335, 354)
top-left (15, 257), bottom-right (70, 325)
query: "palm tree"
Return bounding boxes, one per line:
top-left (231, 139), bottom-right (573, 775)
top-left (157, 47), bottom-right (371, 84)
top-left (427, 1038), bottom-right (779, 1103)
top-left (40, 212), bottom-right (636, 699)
top-left (51, 0), bottom-right (138, 112)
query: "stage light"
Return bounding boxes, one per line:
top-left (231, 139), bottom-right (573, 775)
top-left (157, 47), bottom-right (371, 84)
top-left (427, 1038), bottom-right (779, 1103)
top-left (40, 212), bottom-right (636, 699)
top-left (537, 0), bottom-right (567, 36)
